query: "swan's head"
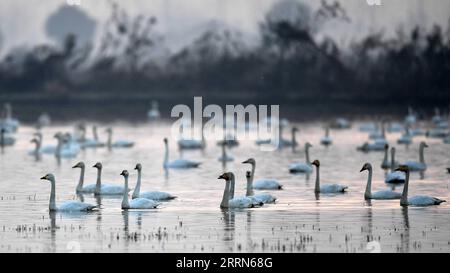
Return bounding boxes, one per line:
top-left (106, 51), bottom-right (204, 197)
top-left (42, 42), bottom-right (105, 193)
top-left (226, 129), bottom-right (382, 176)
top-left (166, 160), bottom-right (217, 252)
top-left (420, 142), bottom-right (428, 148)
top-left (360, 163), bottom-right (372, 172)
top-left (120, 170), bottom-right (129, 177)
top-left (40, 173), bottom-right (55, 181)
top-left (384, 144), bottom-right (389, 150)
top-left (163, 138), bottom-right (168, 144)
top-left (305, 142), bottom-right (312, 149)
top-left (391, 147), bottom-right (396, 153)
top-left (242, 158), bottom-right (255, 165)
top-left (53, 132), bottom-right (62, 139)
top-left (93, 162), bottom-right (102, 169)
top-left (30, 138), bottom-right (38, 144)
top-left (292, 127), bottom-right (299, 132)
top-left (311, 159), bottom-right (320, 167)
top-left (395, 165), bottom-right (409, 173)
top-left (218, 172), bottom-right (233, 181)
top-left (72, 162), bottom-right (85, 169)
top-left (134, 163), bottom-right (142, 171)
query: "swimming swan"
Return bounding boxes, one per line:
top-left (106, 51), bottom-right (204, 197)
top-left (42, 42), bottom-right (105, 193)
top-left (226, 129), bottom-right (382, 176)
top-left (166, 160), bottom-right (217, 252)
top-left (245, 171), bottom-right (276, 204)
top-left (385, 147), bottom-right (405, 184)
top-left (163, 138), bottom-right (201, 169)
top-left (380, 144), bottom-right (390, 170)
top-left (93, 162), bottom-right (129, 195)
top-left (360, 163), bottom-right (401, 200)
top-left (403, 142), bottom-right (428, 171)
top-left (395, 166), bottom-right (446, 206)
top-left (106, 128), bottom-right (134, 149)
top-left (73, 162), bottom-right (97, 193)
top-left (311, 160), bottom-right (347, 193)
top-left (243, 158), bottom-right (283, 190)
top-left (218, 172), bottom-right (254, 209)
top-left (132, 163), bottom-right (176, 200)
top-left (289, 142), bottom-right (313, 173)
top-left (320, 127), bottom-right (332, 146)
top-left (120, 170), bottom-right (159, 209)
top-left (40, 174), bottom-right (97, 212)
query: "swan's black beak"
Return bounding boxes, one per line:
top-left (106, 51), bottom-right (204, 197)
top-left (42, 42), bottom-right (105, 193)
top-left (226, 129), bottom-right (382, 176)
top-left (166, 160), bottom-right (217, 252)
top-left (72, 164), bottom-right (78, 169)
top-left (218, 174), bottom-right (226, 180)
top-left (40, 175), bottom-right (47, 180)
top-left (242, 159), bottom-right (250, 164)
top-left (359, 167), bottom-right (366, 172)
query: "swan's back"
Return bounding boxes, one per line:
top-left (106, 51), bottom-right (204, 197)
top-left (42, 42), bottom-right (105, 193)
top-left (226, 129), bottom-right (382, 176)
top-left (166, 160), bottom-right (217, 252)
top-left (167, 159), bottom-right (201, 168)
top-left (320, 183), bottom-right (347, 193)
top-left (408, 195), bottom-right (446, 206)
top-left (371, 190), bottom-right (402, 200)
top-left (289, 163), bottom-right (312, 173)
top-left (404, 161), bottom-right (426, 171)
top-left (385, 171), bottom-right (406, 183)
top-left (78, 184), bottom-right (97, 193)
top-left (253, 192), bottom-right (276, 203)
top-left (229, 197), bottom-right (254, 208)
top-left (139, 191), bottom-right (176, 201)
top-left (58, 201), bottom-right (97, 211)
top-left (253, 179), bottom-right (282, 190)
top-left (129, 198), bottom-right (160, 209)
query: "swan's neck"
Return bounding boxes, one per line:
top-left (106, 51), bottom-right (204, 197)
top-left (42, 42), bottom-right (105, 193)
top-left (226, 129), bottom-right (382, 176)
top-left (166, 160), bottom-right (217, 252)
top-left (122, 176), bottom-right (130, 209)
top-left (132, 170), bottom-right (142, 199)
top-left (314, 166), bottom-right (320, 193)
top-left (163, 142), bottom-right (169, 167)
top-left (220, 179), bottom-right (230, 209)
top-left (305, 147), bottom-right (310, 164)
top-left (246, 176), bottom-right (254, 196)
top-left (325, 128), bottom-right (329, 137)
top-left (49, 178), bottom-right (57, 211)
top-left (291, 130), bottom-right (296, 150)
top-left (419, 146), bottom-right (425, 164)
top-left (250, 163), bottom-right (256, 183)
top-left (107, 131), bottom-right (112, 149)
top-left (382, 148), bottom-right (388, 164)
top-left (401, 171), bottom-right (410, 206)
top-left (76, 166), bottom-right (85, 192)
top-left (93, 128), bottom-right (99, 141)
top-left (95, 168), bottom-right (102, 194)
top-left (364, 168), bottom-right (373, 199)
top-left (34, 140), bottom-right (41, 154)
top-left (390, 149), bottom-right (396, 170)
top-left (229, 174), bottom-right (236, 199)
top-left (55, 137), bottom-right (62, 157)
top-left (381, 123), bottom-right (386, 138)
top-left (221, 144), bottom-right (226, 159)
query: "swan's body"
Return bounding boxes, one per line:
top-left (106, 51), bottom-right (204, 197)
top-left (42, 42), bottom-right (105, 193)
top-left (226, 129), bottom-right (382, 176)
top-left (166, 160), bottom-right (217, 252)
top-left (387, 122), bottom-right (404, 133)
top-left (218, 172), bottom-right (254, 209)
top-left (93, 162), bottom-right (129, 195)
top-left (245, 171), bottom-right (276, 204)
top-left (178, 138), bottom-right (205, 150)
top-left (106, 128), bottom-right (134, 149)
top-left (311, 160), bottom-right (347, 193)
top-left (426, 129), bottom-right (447, 138)
top-left (357, 142), bottom-right (385, 152)
top-left (397, 132), bottom-right (413, 145)
top-left (289, 142), bottom-right (313, 173)
top-left (120, 170), bottom-right (159, 209)
top-left (402, 142), bottom-right (428, 171)
top-left (320, 128), bottom-right (332, 146)
top-left (361, 163), bottom-right (401, 200)
top-left (163, 138), bottom-right (201, 168)
top-left (243, 158), bottom-right (283, 190)
top-left (395, 166), bottom-right (446, 206)
top-left (82, 126), bottom-right (105, 148)
top-left (330, 118), bottom-right (350, 129)
top-left (132, 164), bottom-right (176, 201)
top-left (54, 134), bottom-right (78, 158)
top-left (404, 107), bottom-right (417, 125)
top-left (147, 101), bottom-right (160, 120)
top-left (359, 123), bottom-right (377, 133)
top-left (40, 174), bottom-right (97, 212)
top-left (0, 103), bottom-right (20, 133)
top-left (0, 129), bottom-right (15, 146)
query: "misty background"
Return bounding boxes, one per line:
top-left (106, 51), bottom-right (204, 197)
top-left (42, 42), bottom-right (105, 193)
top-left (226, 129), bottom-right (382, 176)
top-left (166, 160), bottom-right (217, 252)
top-left (0, 0), bottom-right (449, 121)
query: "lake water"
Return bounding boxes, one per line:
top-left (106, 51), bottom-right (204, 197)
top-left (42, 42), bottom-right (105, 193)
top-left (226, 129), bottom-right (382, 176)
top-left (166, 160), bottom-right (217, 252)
top-left (0, 122), bottom-right (449, 253)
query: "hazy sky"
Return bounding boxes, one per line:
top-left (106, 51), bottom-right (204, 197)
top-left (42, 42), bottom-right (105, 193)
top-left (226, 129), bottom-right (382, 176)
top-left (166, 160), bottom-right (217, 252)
top-left (0, 0), bottom-right (449, 54)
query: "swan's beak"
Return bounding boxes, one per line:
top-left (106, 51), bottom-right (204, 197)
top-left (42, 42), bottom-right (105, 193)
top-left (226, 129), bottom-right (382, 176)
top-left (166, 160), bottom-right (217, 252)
top-left (424, 143), bottom-right (429, 148)
top-left (72, 164), bottom-right (79, 168)
top-left (218, 174), bottom-right (226, 180)
top-left (359, 167), bottom-right (366, 172)
top-left (242, 159), bottom-right (250, 164)
top-left (40, 175), bottom-right (47, 180)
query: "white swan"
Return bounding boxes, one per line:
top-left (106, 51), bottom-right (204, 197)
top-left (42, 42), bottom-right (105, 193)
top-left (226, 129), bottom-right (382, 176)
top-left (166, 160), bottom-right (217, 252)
top-left (218, 172), bottom-right (253, 209)
top-left (0, 103), bottom-right (20, 133)
top-left (36, 132), bottom-right (58, 154)
top-left (395, 165), bottom-right (446, 206)
top-left (403, 142), bottom-right (428, 171)
top-left (106, 128), bottom-right (134, 149)
top-left (385, 147), bottom-right (405, 184)
top-left (132, 163), bottom-right (176, 201)
top-left (73, 162), bottom-right (97, 193)
top-left (278, 127), bottom-right (299, 148)
top-left (360, 163), bottom-right (401, 200)
top-left (380, 144), bottom-right (390, 170)
top-left (320, 127), bottom-right (332, 146)
top-left (357, 141), bottom-right (386, 152)
top-left (432, 107), bottom-right (443, 124)
top-left (330, 118), bottom-right (351, 129)
top-left (82, 126), bottom-right (105, 148)
top-left (29, 138), bottom-right (41, 156)
top-left (289, 142), bottom-right (313, 173)
top-left (218, 142), bottom-right (234, 162)
top-left (397, 128), bottom-right (413, 145)
top-left (0, 128), bottom-right (16, 146)
top-left (55, 133), bottom-right (78, 159)
top-left (93, 162), bottom-right (129, 195)
top-left (426, 128), bottom-right (447, 138)
top-left (163, 138), bottom-right (201, 169)
top-left (404, 106), bottom-right (417, 125)
top-left (147, 100), bottom-right (160, 120)
top-left (120, 170), bottom-right (159, 209)
top-left (368, 122), bottom-right (385, 140)
top-left (311, 160), bottom-right (347, 193)
top-left (245, 171), bottom-right (276, 204)
top-left (40, 174), bottom-right (97, 212)
top-left (228, 172), bottom-right (263, 207)
top-left (243, 158), bottom-right (283, 190)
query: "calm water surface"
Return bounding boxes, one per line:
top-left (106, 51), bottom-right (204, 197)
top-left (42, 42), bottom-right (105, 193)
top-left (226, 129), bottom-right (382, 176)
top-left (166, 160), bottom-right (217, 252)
top-left (0, 122), bottom-right (449, 252)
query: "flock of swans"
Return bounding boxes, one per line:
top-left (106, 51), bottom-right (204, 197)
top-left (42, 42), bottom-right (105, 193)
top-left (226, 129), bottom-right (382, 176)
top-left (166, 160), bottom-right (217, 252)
top-left (0, 103), bottom-right (449, 213)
